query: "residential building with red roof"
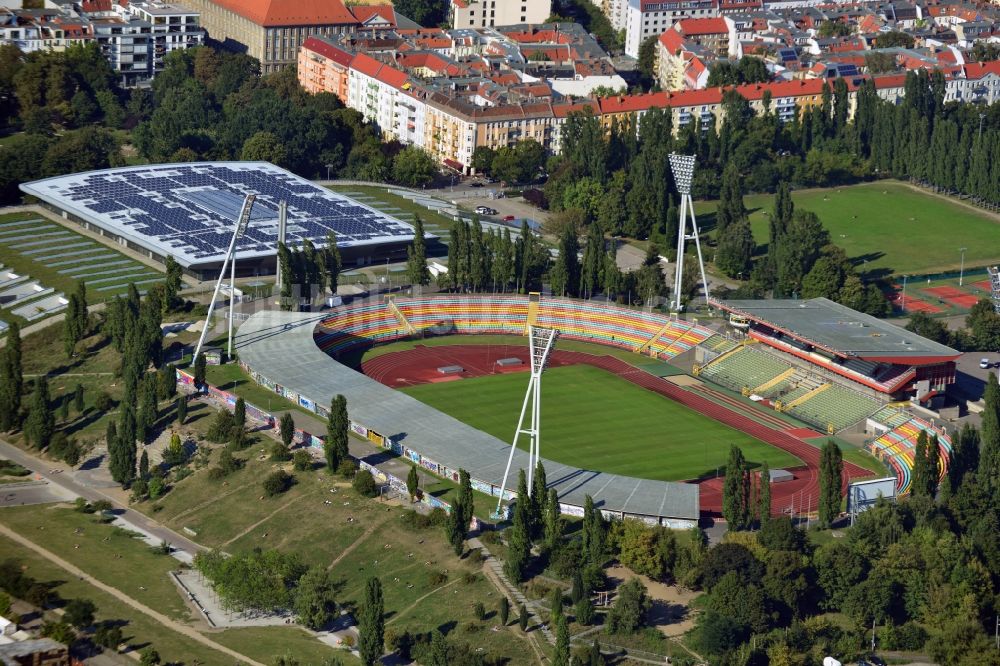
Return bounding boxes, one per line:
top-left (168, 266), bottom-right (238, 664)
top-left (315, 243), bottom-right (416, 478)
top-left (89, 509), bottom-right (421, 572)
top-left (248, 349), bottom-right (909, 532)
top-left (624, 0), bottom-right (720, 57)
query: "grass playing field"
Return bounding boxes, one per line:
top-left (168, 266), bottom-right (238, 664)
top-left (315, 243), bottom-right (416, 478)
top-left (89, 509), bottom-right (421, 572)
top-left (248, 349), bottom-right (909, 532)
top-left (694, 180), bottom-right (1000, 277)
top-left (400, 364), bottom-right (802, 481)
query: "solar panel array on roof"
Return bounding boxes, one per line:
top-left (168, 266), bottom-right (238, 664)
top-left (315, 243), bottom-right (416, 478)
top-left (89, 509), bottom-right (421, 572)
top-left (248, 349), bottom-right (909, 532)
top-left (20, 162), bottom-right (417, 267)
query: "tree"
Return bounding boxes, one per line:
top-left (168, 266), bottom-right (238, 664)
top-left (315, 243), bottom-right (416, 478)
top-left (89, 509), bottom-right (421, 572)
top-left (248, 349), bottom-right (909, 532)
top-left (519, 603), bottom-right (529, 631)
top-left (715, 163), bottom-right (746, 233)
top-left (722, 445), bottom-right (750, 530)
top-left (499, 595), bottom-right (510, 625)
top-left (139, 647), bottom-right (161, 666)
top-left (164, 255), bottom-right (183, 309)
top-left (544, 487), bottom-right (562, 552)
top-left (391, 146), bottom-right (437, 188)
top-left (193, 352), bottom-right (206, 387)
top-left (818, 440), bottom-right (843, 527)
top-left (23, 377), bottom-right (54, 450)
top-left (446, 497), bottom-right (466, 556)
top-left (279, 412), bottom-right (295, 448)
top-left (139, 449), bottom-right (150, 481)
top-left (757, 460), bottom-right (771, 528)
top-left (715, 219), bottom-right (755, 278)
top-left (581, 494), bottom-right (607, 567)
top-left (175, 396), bottom-right (187, 425)
top-left (605, 578), bottom-right (649, 635)
top-left (295, 566), bottom-right (338, 630)
top-left (63, 598), bottom-right (96, 629)
top-left (406, 215), bottom-right (431, 286)
top-left (980, 372), bottom-right (1000, 498)
top-left (457, 469), bottom-right (473, 533)
top-left (358, 577), bottom-right (384, 666)
top-left (0, 322), bottom-right (23, 431)
top-left (504, 470), bottom-right (532, 583)
top-left (326, 394), bottom-right (349, 473)
top-left (323, 231), bottom-right (341, 296)
top-left (553, 614), bottom-right (570, 666)
top-left (233, 397), bottom-right (246, 432)
top-left (406, 465), bottom-right (419, 502)
top-left (262, 470), bottom-right (293, 497)
top-left (241, 130), bottom-right (287, 165)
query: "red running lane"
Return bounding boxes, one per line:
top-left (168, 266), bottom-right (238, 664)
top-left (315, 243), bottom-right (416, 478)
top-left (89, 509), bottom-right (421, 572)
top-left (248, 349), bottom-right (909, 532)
top-left (360, 345), bottom-right (870, 517)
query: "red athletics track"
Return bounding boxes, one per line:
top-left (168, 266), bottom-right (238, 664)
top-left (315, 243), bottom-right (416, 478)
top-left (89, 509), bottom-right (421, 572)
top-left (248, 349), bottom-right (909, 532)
top-left (361, 345), bottom-right (871, 518)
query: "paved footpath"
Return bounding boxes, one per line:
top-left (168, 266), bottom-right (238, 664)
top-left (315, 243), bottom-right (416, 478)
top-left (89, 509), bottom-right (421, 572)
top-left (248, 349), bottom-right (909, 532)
top-left (0, 440), bottom-right (204, 557)
top-left (0, 523), bottom-right (266, 666)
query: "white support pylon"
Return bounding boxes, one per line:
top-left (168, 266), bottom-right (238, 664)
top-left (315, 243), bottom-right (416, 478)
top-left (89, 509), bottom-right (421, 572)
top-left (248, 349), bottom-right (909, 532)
top-left (495, 325), bottom-right (558, 517)
top-left (193, 194), bottom-right (256, 366)
top-left (669, 154), bottom-right (710, 312)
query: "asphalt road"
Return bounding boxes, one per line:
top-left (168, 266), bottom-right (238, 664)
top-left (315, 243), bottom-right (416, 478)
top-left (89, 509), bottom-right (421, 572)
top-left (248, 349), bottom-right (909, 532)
top-left (0, 440), bottom-right (204, 556)
top-left (0, 480), bottom-right (75, 507)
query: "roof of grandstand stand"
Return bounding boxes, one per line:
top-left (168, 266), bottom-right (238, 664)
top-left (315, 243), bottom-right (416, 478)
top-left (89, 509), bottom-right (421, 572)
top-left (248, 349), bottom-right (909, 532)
top-left (712, 298), bottom-right (960, 363)
top-left (20, 162), bottom-right (418, 268)
top-left (235, 311), bottom-right (701, 522)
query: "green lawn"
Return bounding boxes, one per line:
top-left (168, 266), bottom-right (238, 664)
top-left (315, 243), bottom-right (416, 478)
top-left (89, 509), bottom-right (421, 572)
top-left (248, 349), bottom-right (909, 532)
top-left (401, 364), bottom-right (801, 481)
top-left (0, 538), bottom-right (237, 666)
top-left (694, 180), bottom-right (1000, 277)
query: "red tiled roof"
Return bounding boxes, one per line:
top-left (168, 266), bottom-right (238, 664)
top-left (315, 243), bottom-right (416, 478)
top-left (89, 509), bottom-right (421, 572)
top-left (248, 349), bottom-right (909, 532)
top-left (208, 0), bottom-right (357, 27)
top-left (658, 28), bottom-right (686, 52)
top-left (349, 5), bottom-right (395, 27)
top-left (599, 91), bottom-right (669, 114)
top-left (676, 17), bottom-right (729, 36)
top-left (872, 73), bottom-right (907, 89)
top-left (351, 52), bottom-right (384, 78)
top-left (963, 60), bottom-right (1000, 79)
top-left (302, 36), bottom-right (353, 68)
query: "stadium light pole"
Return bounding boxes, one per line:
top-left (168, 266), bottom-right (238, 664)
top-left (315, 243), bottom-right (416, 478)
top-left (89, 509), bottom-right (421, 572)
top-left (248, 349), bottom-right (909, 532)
top-left (959, 247), bottom-right (967, 286)
top-left (193, 194), bottom-right (256, 366)
top-left (495, 326), bottom-right (557, 517)
top-left (668, 154), bottom-right (710, 312)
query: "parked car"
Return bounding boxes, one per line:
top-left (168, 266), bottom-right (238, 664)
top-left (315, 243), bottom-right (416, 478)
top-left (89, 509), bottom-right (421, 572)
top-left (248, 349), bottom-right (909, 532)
top-left (503, 215), bottom-right (515, 221)
top-left (470, 181), bottom-right (484, 187)
top-left (475, 206), bottom-right (497, 215)
top-left (980, 358), bottom-right (991, 369)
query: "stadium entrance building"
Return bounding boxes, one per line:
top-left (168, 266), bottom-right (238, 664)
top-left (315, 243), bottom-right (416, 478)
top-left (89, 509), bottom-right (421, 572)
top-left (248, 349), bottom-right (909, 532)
top-left (21, 162), bottom-right (424, 281)
top-left (710, 298), bottom-right (960, 402)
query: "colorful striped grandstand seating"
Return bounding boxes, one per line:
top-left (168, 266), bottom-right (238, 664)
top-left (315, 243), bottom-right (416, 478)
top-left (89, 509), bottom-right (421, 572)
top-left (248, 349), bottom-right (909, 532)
top-left (699, 346), bottom-right (791, 392)
top-left (785, 383), bottom-right (880, 432)
top-left (314, 296), bottom-right (713, 360)
top-left (869, 411), bottom-right (952, 494)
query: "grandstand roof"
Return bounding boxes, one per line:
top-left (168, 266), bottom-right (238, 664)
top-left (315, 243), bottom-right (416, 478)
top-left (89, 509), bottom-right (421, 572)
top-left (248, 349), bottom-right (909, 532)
top-left (235, 311), bottom-right (701, 522)
top-left (713, 298), bottom-right (960, 364)
top-left (20, 162), bottom-right (418, 269)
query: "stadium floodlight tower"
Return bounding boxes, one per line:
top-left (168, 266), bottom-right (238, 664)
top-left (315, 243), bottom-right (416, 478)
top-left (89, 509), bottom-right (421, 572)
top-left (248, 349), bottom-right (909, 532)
top-left (495, 326), bottom-right (558, 516)
top-left (192, 194), bottom-right (256, 366)
top-left (668, 154), bottom-right (710, 312)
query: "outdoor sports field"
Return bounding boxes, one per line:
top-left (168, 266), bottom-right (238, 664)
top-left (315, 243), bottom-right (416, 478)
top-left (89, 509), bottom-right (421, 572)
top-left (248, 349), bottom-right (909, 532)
top-left (696, 180), bottom-right (1000, 277)
top-left (399, 363), bottom-right (801, 482)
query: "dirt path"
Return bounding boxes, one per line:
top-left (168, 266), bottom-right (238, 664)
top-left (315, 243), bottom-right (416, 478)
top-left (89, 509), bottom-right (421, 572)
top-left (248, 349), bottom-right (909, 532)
top-left (326, 514), bottom-right (392, 570)
top-left (604, 565), bottom-right (700, 638)
top-left (0, 523), bottom-right (266, 666)
top-left (220, 492), bottom-right (310, 547)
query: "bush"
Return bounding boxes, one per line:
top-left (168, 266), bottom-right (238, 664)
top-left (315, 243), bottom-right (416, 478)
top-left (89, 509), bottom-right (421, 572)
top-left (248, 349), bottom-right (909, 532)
top-left (262, 470), bottom-right (293, 497)
top-left (473, 601), bottom-right (486, 620)
top-left (94, 623), bottom-right (123, 649)
top-left (352, 469), bottom-right (377, 497)
top-left (270, 442), bottom-right (292, 462)
top-left (338, 458), bottom-right (357, 477)
top-left (0, 460), bottom-right (30, 477)
top-left (292, 450), bottom-right (312, 471)
top-left (427, 570), bottom-right (448, 586)
top-left (148, 477), bottom-right (166, 500)
top-left (523, 187), bottom-right (547, 209)
top-left (63, 598), bottom-right (96, 629)
top-left (162, 433), bottom-right (187, 466)
top-left (94, 392), bottom-right (114, 412)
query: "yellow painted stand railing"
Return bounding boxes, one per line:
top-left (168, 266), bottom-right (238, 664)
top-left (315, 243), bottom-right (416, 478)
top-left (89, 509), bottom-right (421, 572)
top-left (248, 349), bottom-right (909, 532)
top-left (524, 291), bottom-right (540, 334)
top-left (782, 382), bottom-right (831, 411)
top-left (385, 295), bottom-right (416, 335)
top-left (636, 319), bottom-right (676, 355)
top-left (753, 367), bottom-right (796, 395)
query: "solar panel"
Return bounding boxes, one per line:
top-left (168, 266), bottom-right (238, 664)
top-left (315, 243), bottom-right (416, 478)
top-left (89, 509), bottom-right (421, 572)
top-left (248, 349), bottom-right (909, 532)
top-left (21, 162), bottom-right (418, 267)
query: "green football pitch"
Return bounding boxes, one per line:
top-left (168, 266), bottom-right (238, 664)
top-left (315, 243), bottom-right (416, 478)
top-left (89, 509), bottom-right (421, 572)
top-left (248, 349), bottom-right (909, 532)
top-left (400, 364), bottom-right (802, 482)
top-left (695, 180), bottom-right (1000, 277)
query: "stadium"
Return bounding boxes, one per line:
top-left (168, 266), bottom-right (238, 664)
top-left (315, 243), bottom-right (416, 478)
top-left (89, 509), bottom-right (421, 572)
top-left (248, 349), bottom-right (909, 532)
top-left (19, 162), bottom-right (421, 279)
top-left (234, 293), bottom-right (958, 523)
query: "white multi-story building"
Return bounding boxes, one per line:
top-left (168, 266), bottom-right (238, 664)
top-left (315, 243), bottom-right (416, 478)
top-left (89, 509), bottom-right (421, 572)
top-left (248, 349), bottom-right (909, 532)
top-left (120, 1), bottom-right (203, 77)
top-left (624, 0), bottom-right (719, 57)
top-left (450, 0), bottom-right (552, 29)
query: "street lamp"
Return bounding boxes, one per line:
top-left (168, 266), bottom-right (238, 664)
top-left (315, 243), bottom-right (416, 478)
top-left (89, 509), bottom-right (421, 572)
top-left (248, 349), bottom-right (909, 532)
top-left (325, 163), bottom-right (334, 180)
top-left (960, 247), bottom-right (968, 286)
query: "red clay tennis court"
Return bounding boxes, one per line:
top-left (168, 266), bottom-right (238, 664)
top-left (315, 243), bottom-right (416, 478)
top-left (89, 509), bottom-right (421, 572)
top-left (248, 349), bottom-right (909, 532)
top-left (923, 286), bottom-right (981, 309)
top-left (887, 286), bottom-right (942, 314)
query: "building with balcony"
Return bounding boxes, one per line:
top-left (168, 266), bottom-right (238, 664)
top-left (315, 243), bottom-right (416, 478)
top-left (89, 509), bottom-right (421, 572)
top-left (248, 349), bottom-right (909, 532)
top-left (451, 0), bottom-right (552, 29)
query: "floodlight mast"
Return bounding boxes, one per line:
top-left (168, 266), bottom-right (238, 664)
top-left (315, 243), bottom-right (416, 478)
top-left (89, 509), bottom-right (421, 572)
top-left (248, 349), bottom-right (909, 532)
top-left (192, 194), bottom-right (256, 366)
top-left (495, 326), bottom-right (558, 516)
top-left (668, 154), bottom-right (710, 312)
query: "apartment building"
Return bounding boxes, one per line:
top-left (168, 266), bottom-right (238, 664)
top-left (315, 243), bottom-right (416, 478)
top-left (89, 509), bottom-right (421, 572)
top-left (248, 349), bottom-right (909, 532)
top-left (451, 0), bottom-right (552, 29)
top-left (624, 0), bottom-right (719, 57)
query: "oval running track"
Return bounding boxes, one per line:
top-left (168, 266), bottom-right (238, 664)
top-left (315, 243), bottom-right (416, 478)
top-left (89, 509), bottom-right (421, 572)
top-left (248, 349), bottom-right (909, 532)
top-left (361, 344), bottom-right (872, 517)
